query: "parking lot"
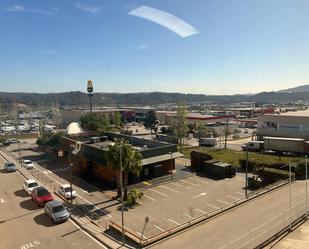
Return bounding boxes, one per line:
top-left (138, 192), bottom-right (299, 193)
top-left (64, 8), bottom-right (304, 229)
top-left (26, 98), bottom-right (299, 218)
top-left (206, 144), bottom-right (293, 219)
top-left (110, 173), bottom-right (248, 239)
top-left (0, 154), bottom-right (106, 249)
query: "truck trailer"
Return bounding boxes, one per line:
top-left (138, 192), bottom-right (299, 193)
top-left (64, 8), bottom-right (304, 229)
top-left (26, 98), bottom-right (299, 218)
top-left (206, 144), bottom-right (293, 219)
top-left (263, 136), bottom-right (305, 154)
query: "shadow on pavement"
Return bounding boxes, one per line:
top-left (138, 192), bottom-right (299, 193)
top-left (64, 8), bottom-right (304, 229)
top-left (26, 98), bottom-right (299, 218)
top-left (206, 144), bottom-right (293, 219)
top-left (0, 169), bottom-right (11, 173)
top-left (14, 189), bottom-right (29, 198)
top-left (33, 213), bottom-right (55, 227)
top-left (105, 229), bottom-right (138, 248)
top-left (20, 199), bottom-right (41, 211)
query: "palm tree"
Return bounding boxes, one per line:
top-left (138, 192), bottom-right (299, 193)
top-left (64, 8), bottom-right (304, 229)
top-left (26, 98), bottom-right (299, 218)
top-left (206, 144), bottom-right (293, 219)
top-left (107, 139), bottom-right (142, 200)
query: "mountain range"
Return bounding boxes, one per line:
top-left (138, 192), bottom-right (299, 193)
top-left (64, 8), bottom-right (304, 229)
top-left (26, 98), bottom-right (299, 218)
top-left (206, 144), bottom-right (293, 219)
top-left (1, 85), bottom-right (309, 110)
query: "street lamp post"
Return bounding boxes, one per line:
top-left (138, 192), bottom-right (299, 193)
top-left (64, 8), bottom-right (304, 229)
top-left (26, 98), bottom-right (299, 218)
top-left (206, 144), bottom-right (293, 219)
top-left (68, 151), bottom-right (73, 204)
top-left (289, 163), bottom-right (292, 230)
top-left (305, 155), bottom-right (308, 220)
top-left (87, 80), bottom-right (93, 113)
top-left (169, 152), bottom-right (173, 181)
top-left (119, 145), bottom-right (125, 246)
top-left (245, 144), bottom-right (249, 197)
top-left (139, 216), bottom-right (149, 248)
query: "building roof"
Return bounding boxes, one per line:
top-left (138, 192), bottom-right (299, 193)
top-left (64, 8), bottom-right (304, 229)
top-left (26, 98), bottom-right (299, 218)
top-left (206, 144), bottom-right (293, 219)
top-left (141, 152), bottom-right (183, 166)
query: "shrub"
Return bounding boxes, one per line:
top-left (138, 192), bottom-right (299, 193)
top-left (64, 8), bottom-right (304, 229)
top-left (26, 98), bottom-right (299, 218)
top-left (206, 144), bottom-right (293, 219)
top-left (296, 161), bottom-right (306, 177)
top-left (239, 159), bottom-right (257, 171)
top-left (257, 167), bottom-right (294, 184)
top-left (126, 187), bottom-right (143, 206)
top-left (167, 135), bottom-right (178, 144)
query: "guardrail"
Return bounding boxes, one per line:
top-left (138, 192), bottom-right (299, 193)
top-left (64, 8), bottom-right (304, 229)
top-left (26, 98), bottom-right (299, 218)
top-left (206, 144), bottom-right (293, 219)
top-left (109, 178), bottom-right (292, 247)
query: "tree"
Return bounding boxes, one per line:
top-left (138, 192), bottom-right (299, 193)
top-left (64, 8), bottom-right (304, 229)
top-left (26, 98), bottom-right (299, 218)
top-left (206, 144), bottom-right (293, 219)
top-left (113, 111), bottom-right (121, 127)
top-left (144, 110), bottom-right (159, 138)
top-left (80, 113), bottom-right (103, 132)
top-left (175, 104), bottom-right (187, 152)
top-left (102, 113), bottom-right (110, 131)
top-left (36, 131), bottom-right (63, 149)
top-left (107, 139), bottom-right (142, 200)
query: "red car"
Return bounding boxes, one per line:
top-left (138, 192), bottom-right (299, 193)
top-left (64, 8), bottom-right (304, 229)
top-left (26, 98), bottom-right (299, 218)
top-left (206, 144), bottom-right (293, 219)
top-left (31, 186), bottom-right (53, 207)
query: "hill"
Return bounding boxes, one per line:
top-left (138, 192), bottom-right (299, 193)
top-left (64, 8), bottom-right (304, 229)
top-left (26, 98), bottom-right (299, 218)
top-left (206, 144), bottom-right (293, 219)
top-left (279, 84), bottom-right (309, 93)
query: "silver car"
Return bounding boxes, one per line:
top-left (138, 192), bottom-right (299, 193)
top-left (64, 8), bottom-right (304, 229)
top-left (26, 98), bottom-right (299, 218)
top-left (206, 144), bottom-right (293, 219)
top-left (4, 162), bottom-right (17, 172)
top-left (44, 200), bottom-right (69, 223)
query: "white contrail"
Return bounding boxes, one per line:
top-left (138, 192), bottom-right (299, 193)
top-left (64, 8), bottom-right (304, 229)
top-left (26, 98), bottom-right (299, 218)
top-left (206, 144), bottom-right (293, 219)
top-left (128, 5), bottom-right (199, 38)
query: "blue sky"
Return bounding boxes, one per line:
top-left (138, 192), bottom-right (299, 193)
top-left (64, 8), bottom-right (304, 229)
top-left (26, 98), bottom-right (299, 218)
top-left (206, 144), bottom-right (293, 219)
top-left (0, 0), bottom-right (309, 94)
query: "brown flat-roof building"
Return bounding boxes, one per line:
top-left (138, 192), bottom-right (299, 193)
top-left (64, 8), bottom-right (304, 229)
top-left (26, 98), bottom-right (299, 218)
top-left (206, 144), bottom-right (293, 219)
top-left (60, 132), bottom-right (182, 185)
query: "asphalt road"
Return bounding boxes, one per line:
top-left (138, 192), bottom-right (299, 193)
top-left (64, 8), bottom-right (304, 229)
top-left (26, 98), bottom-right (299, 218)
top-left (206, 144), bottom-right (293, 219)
top-left (0, 155), bottom-right (106, 249)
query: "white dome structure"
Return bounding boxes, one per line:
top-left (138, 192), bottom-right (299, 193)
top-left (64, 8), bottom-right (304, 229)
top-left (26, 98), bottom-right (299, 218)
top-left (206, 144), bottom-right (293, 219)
top-left (66, 122), bottom-right (84, 135)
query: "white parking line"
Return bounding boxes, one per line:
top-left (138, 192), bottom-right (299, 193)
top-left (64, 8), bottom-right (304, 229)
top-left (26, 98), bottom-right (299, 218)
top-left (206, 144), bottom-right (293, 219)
top-left (226, 195), bottom-right (240, 201)
top-left (153, 224), bottom-right (165, 232)
top-left (149, 188), bottom-right (168, 197)
top-left (195, 208), bottom-right (207, 214)
top-left (235, 191), bottom-right (244, 196)
top-left (182, 212), bottom-right (194, 219)
top-left (170, 182), bottom-right (190, 190)
top-left (168, 218), bottom-right (180, 225)
top-left (144, 194), bottom-right (156, 201)
top-left (216, 199), bottom-right (230, 205)
top-left (179, 179), bottom-right (199, 187)
top-left (136, 231), bottom-right (148, 239)
top-left (190, 178), bottom-right (209, 184)
top-left (159, 185), bottom-right (180, 194)
top-left (207, 203), bottom-right (220, 209)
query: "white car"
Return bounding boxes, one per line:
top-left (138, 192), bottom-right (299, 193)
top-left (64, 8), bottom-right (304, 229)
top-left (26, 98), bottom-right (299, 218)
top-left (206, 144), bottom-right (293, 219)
top-left (22, 159), bottom-right (34, 169)
top-left (23, 179), bottom-right (39, 195)
top-left (58, 184), bottom-right (77, 199)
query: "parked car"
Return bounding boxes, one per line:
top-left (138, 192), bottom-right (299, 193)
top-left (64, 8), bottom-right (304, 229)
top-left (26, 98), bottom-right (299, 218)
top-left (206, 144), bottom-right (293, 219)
top-left (7, 138), bottom-right (20, 144)
top-left (58, 184), bottom-right (77, 199)
top-left (44, 200), bottom-right (70, 223)
top-left (232, 134), bottom-right (240, 139)
top-left (31, 186), bottom-right (53, 207)
top-left (23, 179), bottom-right (39, 195)
top-left (4, 162), bottom-right (17, 172)
top-left (22, 159), bottom-right (34, 169)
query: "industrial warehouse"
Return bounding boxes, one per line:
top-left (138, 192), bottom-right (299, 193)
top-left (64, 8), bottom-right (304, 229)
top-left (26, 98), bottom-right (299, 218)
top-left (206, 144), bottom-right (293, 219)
top-left (255, 112), bottom-right (309, 154)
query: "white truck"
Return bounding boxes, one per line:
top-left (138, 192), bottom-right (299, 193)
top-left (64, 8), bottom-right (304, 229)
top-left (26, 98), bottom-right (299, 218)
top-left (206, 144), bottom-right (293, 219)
top-left (199, 137), bottom-right (217, 147)
top-left (241, 141), bottom-right (264, 151)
